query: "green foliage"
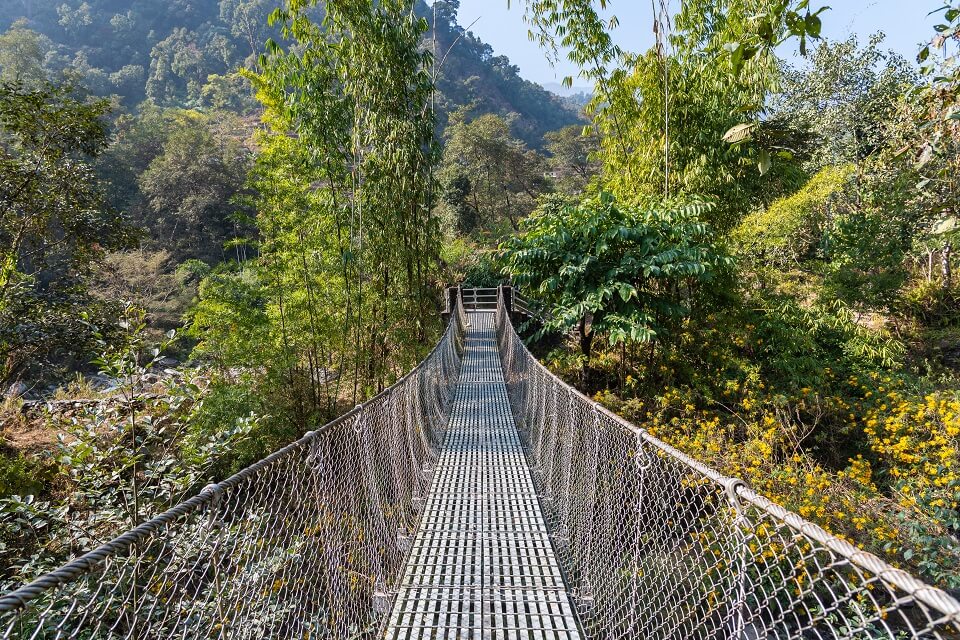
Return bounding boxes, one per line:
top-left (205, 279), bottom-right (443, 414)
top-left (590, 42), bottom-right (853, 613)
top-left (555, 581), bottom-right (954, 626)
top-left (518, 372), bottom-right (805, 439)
top-left (822, 207), bottom-right (912, 312)
top-left (772, 35), bottom-right (917, 172)
top-left (199, 72), bottom-right (258, 113)
top-left (89, 250), bottom-right (196, 333)
top-left (136, 110), bottom-right (253, 264)
top-left (93, 106), bottom-right (256, 267)
top-left (219, 0), bottom-right (278, 61)
top-left (461, 252), bottom-right (502, 288)
top-left (600, 3), bottom-right (809, 230)
top-left (778, 296), bottom-right (906, 371)
top-left (733, 165), bottom-right (853, 266)
top-left (918, 2), bottom-right (959, 150)
top-left (0, 19), bottom-right (51, 86)
top-left (901, 279), bottom-right (960, 326)
top-left (501, 192), bottom-right (730, 350)
top-left (0, 0), bottom-right (278, 107)
top-left (543, 124), bottom-right (600, 195)
top-left (188, 0), bottom-right (444, 426)
top-left (145, 28), bottom-right (234, 107)
top-left (185, 379), bottom-right (282, 470)
top-left (721, 1), bottom-right (829, 69)
top-left (0, 452), bottom-right (51, 498)
top-left (0, 0), bottom-right (577, 147)
top-left (188, 267), bottom-right (270, 377)
top-left (437, 109), bottom-right (551, 236)
top-left (0, 82), bottom-right (133, 385)
top-left (0, 309), bottom-right (257, 585)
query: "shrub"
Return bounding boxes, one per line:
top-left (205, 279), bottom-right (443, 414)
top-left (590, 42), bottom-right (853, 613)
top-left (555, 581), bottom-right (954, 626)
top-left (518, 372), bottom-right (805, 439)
top-left (901, 278), bottom-right (960, 326)
top-left (733, 165), bottom-right (853, 267)
top-left (0, 452), bottom-right (51, 498)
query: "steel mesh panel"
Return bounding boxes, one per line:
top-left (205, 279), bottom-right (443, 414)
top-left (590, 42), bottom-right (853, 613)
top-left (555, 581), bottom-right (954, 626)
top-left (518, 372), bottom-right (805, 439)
top-left (492, 288), bottom-right (960, 640)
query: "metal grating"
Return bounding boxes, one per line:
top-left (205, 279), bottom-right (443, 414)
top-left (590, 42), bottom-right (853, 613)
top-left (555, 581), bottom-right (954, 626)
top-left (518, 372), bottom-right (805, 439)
top-left (384, 312), bottom-right (583, 640)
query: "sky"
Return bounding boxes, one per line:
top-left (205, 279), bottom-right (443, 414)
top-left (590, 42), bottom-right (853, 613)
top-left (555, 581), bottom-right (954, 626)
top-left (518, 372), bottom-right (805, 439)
top-left (452, 0), bottom-right (946, 87)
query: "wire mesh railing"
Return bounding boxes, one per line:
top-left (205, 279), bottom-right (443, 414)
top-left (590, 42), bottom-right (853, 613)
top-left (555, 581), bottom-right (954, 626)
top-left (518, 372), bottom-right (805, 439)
top-left (493, 287), bottom-right (960, 640)
top-left (0, 298), bottom-right (468, 640)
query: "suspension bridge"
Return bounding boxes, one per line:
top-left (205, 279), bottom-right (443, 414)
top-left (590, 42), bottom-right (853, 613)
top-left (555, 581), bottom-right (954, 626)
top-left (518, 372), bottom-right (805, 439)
top-left (1, 287), bottom-right (959, 639)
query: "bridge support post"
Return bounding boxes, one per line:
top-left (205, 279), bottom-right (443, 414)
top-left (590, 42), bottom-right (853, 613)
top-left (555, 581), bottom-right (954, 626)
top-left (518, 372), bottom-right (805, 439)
top-left (441, 287), bottom-right (458, 324)
top-left (500, 285), bottom-right (513, 315)
top-left (723, 478), bottom-right (750, 640)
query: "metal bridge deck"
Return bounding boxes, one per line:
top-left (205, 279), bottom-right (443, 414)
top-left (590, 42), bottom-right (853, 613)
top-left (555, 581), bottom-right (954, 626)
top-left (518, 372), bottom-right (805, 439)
top-left (384, 312), bottom-right (582, 640)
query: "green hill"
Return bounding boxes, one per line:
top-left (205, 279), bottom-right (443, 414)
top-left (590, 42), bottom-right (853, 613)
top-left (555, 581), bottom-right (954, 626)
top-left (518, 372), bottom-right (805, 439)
top-left (0, 0), bottom-right (581, 144)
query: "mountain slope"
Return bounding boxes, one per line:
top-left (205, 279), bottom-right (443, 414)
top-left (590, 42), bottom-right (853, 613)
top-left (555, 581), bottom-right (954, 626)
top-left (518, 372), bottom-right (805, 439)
top-left (0, 0), bottom-right (581, 144)
top-left (422, 1), bottom-right (583, 146)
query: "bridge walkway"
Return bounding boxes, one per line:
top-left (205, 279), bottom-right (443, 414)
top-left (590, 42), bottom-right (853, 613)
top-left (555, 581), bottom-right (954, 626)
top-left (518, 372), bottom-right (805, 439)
top-left (383, 312), bottom-right (582, 640)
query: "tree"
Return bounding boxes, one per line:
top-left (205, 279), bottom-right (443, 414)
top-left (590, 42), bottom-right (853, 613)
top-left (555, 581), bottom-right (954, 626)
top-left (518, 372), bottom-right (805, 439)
top-left (137, 111), bottom-right (253, 264)
top-left (190, 0), bottom-right (442, 425)
top-left (90, 249), bottom-right (195, 332)
top-left (200, 72), bottom-right (258, 113)
top-left (438, 109), bottom-right (550, 234)
top-left (771, 34), bottom-right (917, 171)
top-left (146, 28), bottom-right (232, 106)
top-left (501, 192), bottom-right (728, 385)
top-left (543, 124), bottom-right (599, 195)
top-left (219, 0), bottom-right (275, 61)
top-left (516, 0), bottom-right (826, 232)
top-left (95, 104), bottom-right (175, 217)
top-left (0, 19), bottom-right (50, 86)
top-left (912, 6), bottom-right (960, 292)
top-left (0, 82), bottom-right (132, 384)
top-left (600, 1), bottom-right (818, 231)
top-left (56, 1), bottom-right (93, 39)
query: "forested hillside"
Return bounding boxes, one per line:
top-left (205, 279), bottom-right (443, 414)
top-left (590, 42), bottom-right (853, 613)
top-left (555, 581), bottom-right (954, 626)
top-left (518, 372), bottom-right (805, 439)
top-left (1, 0), bottom-right (959, 617)
top-left (0, 0), bottom-right (579, 143)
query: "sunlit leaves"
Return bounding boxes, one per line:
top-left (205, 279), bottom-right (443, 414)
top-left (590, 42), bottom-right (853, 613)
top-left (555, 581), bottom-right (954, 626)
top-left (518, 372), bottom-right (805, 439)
top-left (722, 122), bottom-right (758, 144)
top-left (726, 1), bottom-right (830, 73)
top-left (500, 192), bottom-right (730, 349)
top-left (758, 149), bottom-right (772, 175)
top-left (932, 216), bottom-right (959, 236)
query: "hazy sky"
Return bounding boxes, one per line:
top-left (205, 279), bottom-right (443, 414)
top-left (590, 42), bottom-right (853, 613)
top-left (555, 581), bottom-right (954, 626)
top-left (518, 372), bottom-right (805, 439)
top-left (452, 0), bottom-right (945, 86)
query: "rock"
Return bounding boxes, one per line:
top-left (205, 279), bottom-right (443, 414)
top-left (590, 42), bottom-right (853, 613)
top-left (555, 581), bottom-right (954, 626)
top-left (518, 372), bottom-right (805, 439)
top-left (88, 374), bottom-right (119, 392)
top-left (5, 381), bottom-right (27, 399)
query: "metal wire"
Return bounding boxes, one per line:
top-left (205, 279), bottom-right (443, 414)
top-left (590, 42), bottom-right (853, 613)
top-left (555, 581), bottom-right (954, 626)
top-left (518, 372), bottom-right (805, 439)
top-left (0, 299), bottom-right (468, 639)
top-left (493, 286), bottom-right (960, 640)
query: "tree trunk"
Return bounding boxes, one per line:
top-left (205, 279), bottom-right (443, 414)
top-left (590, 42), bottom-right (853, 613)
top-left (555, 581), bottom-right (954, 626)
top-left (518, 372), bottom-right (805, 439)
top-left (579, 315), bottom-right (593, 390)
top-left (943, 241), bottom-right (953, 291)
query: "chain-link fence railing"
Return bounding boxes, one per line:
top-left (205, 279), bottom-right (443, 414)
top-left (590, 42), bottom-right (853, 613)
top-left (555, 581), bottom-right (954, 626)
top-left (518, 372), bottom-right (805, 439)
top-left (493, 288), bottom-right (960, 640)
top-left (0, 299), bottom-right (467, 640)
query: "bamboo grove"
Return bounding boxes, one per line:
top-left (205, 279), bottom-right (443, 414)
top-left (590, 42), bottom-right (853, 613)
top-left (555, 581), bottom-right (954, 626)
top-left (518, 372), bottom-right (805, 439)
top-left (190, 0), bottom-right (441, 429)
